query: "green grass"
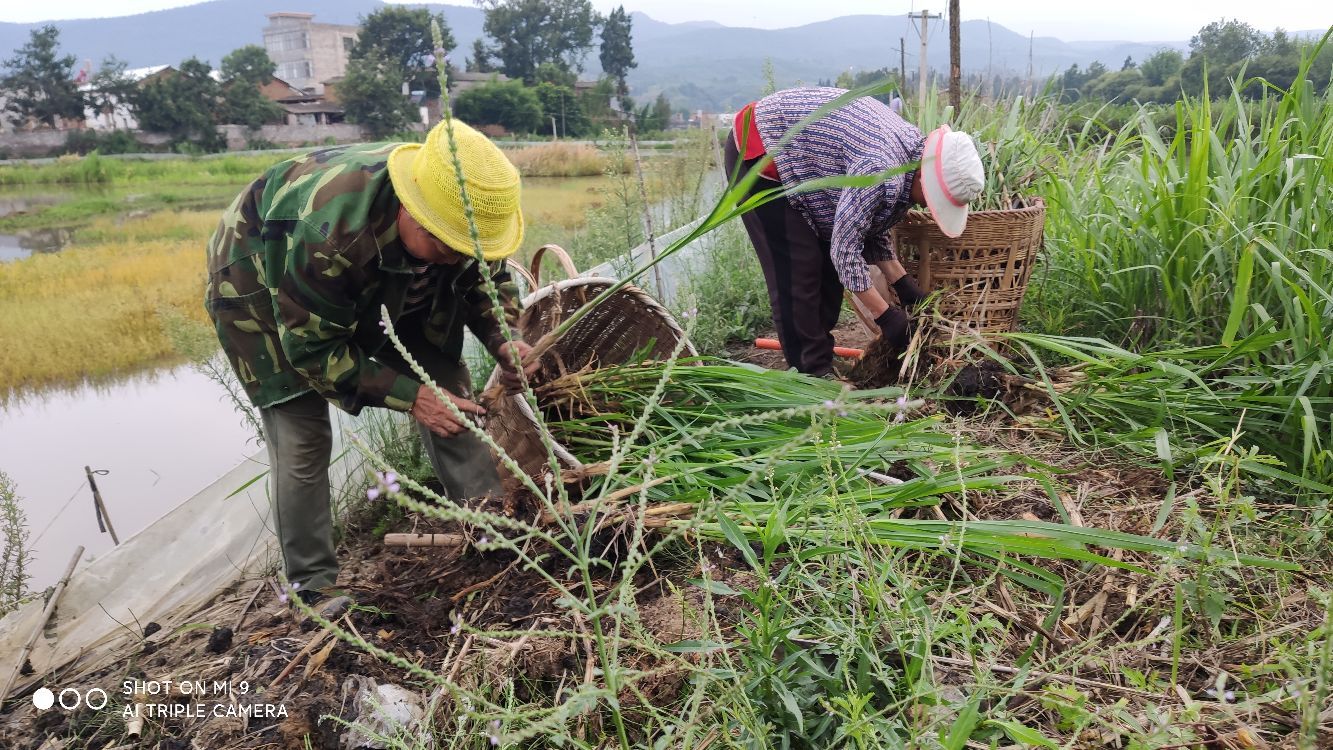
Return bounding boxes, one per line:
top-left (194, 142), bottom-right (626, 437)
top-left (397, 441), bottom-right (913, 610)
top-left (0, 151), bottom-right (290, 186)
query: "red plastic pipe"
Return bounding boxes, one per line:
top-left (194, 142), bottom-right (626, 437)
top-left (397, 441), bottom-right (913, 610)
top-left (754, 337), bottom-right (864, 359)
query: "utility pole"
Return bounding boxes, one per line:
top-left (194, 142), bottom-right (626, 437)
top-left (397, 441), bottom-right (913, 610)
top-left (909, 10), bottom-right (942, 108)
top-left (948, 0), bottom-right (961, 113)
top-left (899, 37), bottom-right (907, 89)
top-left (1027, 31), bottom-right (1035, 98)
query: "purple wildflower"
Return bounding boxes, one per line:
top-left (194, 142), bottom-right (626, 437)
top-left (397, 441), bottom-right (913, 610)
top-left (487, 719), bottom-right (501, 746)
top-left (367, 487), bottom-right (380, 501)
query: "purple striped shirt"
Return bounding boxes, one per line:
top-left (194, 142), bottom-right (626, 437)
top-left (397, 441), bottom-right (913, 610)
top-left (754, 87), bottom-right (924, 293)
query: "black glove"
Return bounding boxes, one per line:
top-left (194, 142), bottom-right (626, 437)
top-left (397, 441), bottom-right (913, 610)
top-left (892, 276), bottom-right (927, 309)
top-left (874, 307), bottom-right (912, 348)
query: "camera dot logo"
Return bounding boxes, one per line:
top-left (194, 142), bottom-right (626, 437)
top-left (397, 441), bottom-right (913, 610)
top-left (32, 687), bottom-right (55, 711)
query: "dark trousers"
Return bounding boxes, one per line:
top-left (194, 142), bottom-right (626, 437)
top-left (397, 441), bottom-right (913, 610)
top-left (260, 315), bottom-right (501, 591)
top-left (724, 133), bottom-right (843, 376)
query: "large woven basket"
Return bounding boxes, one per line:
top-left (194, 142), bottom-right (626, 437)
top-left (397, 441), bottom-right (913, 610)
top-left (889, 201), bottom-right (1045, 334)
top-left (484, 245), bottom-right (696, 497)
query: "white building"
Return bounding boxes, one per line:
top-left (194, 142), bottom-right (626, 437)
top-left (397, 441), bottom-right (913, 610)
top-left (80, 65), bottom-right (172, 131)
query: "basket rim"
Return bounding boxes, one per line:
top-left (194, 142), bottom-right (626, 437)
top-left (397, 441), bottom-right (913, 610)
top-left (486, 276), bottom-right (699, 472)
top-left (898, 198), bottom-right (1045, 223)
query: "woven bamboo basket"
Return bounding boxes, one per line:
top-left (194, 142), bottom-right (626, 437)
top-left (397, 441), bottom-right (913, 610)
top-left (484, 245), bottom-right (696, 497)
top-left (889, 200), bottom-right (1045, 334)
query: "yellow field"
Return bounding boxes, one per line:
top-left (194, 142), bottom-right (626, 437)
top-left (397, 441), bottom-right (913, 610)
top-left (0, 175), bottom-right (618, 398)
top-left (0, 210), bottom-right (216, 398)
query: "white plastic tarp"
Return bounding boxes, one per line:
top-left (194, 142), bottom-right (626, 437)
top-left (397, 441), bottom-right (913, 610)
top-left (0, 411), bottom-right (380, 693)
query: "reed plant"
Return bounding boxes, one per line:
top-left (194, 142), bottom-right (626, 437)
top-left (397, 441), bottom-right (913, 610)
top-left (1017, 38), bottom-right (1333, 498)
top-left (503, 141), bottom-right (625, 177)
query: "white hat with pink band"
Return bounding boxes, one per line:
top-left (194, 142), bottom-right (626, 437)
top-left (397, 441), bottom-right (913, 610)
top-left (919, 125), bottom-right (985, 238)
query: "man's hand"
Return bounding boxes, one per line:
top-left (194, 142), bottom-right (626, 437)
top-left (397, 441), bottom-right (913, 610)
top-left (496, 340), bottom-right (541, 392)
top-left (410, 384), bottom-right (486, 438)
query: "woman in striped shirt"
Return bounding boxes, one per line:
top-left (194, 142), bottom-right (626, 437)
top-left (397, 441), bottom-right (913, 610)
top-left (725, 86), bottom-right (984, 377)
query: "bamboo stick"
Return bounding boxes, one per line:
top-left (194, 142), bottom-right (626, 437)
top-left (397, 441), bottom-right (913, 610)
top-left (383, 533), bottom-right (467, 548)
top-left (1, 546), bottom-right (84, 702)
top-left (84, 467), bottom-right (119, 545)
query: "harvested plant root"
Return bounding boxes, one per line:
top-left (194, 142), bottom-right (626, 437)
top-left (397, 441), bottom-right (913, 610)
top-left (848, 335), bottom-right (903, 388)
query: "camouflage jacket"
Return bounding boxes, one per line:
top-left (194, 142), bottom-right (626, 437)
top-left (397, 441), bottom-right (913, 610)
top-left (205, 143), bottom-right (520, 414)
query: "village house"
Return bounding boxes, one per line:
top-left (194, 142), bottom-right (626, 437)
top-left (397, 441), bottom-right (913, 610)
top-left (262, 12), bottom-right (359, 94)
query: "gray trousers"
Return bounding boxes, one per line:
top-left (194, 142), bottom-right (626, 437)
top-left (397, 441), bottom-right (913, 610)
top-left (260, 353), bottom-right (501, 591)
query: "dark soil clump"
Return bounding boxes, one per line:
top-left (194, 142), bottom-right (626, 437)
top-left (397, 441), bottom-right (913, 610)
top-left (848, 335), bottom-right (903, 388)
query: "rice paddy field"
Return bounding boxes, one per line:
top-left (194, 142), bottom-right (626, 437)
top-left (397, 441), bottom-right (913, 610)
top-left (0, 142), bottom-right (671, 399)
top-left (3, 54), bottom-right (1333, 749)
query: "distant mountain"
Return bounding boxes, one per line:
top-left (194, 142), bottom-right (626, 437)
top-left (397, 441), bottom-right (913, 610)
top-left (0, 1), bottom-right (1199, 110)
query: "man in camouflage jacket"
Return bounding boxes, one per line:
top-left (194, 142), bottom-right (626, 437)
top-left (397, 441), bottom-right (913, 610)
top-left (206, 120), bottom-right (535, 596)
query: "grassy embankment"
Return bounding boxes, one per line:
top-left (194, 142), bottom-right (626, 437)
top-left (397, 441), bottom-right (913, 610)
top-left (0, 141), bottom-right (661, 399)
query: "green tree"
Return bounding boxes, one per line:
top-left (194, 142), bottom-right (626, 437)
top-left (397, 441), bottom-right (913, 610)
top-left (454, 78), bottom-right (543, 133)
top-left (1122, 55), bottom-right (1136, 70)
top-left (340, 56), bottom-right (419, 138)
top-left (599, 5), bottom-right (636, 96)
top-left (0, 25), bottom-right (84, 129)
top-left (353, 6), bottom-right (455, 97)
top-left (1139, 49), bottom-right (1184, 86)
top-left (1245, 29), bottom-right (1302, 95)
top-left (1088, 68), bottom-right (1143, 101)
top-left (479, 0), bottom-right (600, 83)
top-left (220, 46), bottom-right (283, 129)
top-left (640, 92), bottom-right (671, 132)
top-left (468, 38), bottom-right (495, 74)
top-left (85, 56), bottom-right (137, 129)
top-left (1182, 19), bottom-right (1262, 95)
top-left (132, 57), bottom-right (225, 150)
top-left (221, 44), bottom-right (276, 85)
top-left (534, 81), bottom-right (589, 136)
top-left (578, 76), bottom-right (620, 131)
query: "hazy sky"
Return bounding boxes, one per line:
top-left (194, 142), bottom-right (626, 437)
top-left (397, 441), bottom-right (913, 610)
top-left (0, 0), bottom-right (1327, 41)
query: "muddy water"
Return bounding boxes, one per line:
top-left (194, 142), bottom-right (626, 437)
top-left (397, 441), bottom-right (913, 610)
top-left (0, 366), bottom-right (258, 589)
top-left (0, 194), bottom-right (74, 261)
top-left (0, 226), bottom-right (75, 261)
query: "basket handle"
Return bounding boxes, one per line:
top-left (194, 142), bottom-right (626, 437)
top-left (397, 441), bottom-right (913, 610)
top-left (505, 258), bottom-right (538, 292)
top-left (529, 244), bottom-right (579, 286)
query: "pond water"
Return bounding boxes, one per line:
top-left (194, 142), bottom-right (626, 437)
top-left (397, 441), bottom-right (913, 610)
top-left (0, 366), bottom-right (257, 589)
top-left (0, 226), bottom-right (75, 261)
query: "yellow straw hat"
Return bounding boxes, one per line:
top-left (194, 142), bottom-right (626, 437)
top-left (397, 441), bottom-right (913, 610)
top-left (387, 119), bottom-right (524, 260)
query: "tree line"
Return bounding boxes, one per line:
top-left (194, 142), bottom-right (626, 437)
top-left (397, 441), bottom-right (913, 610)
top-left (341, 2), bottom-right (673, 139)
top-left (1056, 21), bottom-right (1331, 103)
top-left (0, 1), bottom-right (675, 153)
top-left (1, 25), bottom-right (284, 151)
